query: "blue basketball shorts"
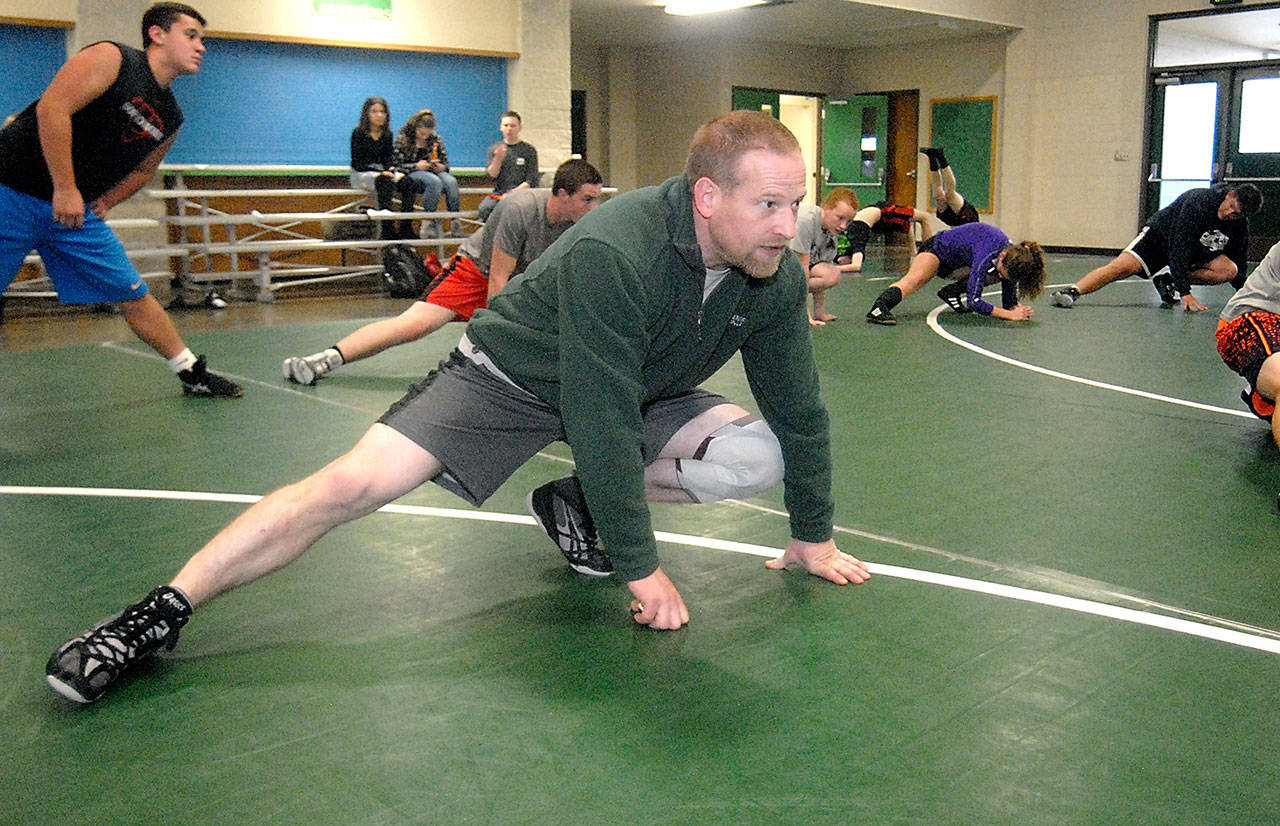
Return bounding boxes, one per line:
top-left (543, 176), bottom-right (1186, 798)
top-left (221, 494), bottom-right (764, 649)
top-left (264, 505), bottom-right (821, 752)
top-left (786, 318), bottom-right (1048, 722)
top-left (0, 183), bottom-right (148, 304)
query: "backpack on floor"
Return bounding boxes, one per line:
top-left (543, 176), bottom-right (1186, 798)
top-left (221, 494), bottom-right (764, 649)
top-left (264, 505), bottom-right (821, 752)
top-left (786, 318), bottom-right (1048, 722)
top-left (380, 244), bottom-right (429, 298)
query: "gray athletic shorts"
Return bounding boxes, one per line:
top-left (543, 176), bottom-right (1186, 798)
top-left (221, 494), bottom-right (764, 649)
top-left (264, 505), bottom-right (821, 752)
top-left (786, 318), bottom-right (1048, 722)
top-left (377, 349), bottom-right (729, 506)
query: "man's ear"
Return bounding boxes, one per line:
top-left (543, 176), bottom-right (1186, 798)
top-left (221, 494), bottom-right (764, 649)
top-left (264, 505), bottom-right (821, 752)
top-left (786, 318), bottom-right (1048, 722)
top-left (691, 176), bottom-right (719, 220)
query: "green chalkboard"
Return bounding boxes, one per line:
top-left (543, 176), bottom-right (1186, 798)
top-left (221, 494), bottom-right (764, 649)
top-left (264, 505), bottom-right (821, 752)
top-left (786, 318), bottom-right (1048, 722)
top-left (929, 96), bottom-right (996, 212)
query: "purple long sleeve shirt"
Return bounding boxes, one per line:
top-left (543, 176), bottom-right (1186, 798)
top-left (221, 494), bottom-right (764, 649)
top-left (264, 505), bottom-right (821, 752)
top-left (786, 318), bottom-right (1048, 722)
top-left (931, 223), bottom-right (1015, 316)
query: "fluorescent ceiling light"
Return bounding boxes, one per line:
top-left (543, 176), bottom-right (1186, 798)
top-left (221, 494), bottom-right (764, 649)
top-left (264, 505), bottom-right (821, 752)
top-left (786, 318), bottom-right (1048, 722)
top-left (665, 0), bottom-right (766, 16)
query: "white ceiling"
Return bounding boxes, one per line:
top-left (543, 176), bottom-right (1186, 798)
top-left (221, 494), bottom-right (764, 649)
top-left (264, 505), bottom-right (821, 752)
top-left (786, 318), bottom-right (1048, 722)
top-left (570, 0), bottom-right (1017, 50)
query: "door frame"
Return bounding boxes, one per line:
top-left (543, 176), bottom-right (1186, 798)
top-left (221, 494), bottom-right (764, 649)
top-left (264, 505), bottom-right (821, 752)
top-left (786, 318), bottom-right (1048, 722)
top-left (732, 85), bottom-right (824, 203)
top-left (1145, 7), bottom-right (1280, 257)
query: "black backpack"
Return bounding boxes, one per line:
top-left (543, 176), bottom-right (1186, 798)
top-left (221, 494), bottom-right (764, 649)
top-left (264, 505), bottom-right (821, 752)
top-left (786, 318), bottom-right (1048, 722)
top-left (380, 244), bottom-right (429, 298)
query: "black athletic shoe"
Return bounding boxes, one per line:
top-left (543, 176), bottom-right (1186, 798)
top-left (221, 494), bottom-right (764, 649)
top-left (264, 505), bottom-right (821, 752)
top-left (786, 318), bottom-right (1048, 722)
top-left (936, 280), bottom-right (970, 313)
top-left (1153, 273), bottom-right (1179, 308)
top-left (526, 476), bottom-right (614, 577)
top-left (178, 355), bottom-right (243, 398)
top-left (1241, 388), bottom-right (1275, 421)
top-left (1050, 287), bottom-right (1080, 308)
top-left (46, 586), bottom-right (192, 703)
top-left (865, 306), bottom-right (897, 325)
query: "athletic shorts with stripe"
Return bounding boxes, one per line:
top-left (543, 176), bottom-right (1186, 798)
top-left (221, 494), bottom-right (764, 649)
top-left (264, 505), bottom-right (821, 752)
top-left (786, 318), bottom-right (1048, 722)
top-left (937, 200), bottom-right (979, 228)
top-left (419, 254), bottom-right (488, 320)
top-left (1217, 312), bottom-right (1280, 419)
top-left (1121, 226), bottom-right (1169, 279)
top-left (871, 201), bottom-right (916, 235)
top-left (0, 183), bottom-right (147, 304)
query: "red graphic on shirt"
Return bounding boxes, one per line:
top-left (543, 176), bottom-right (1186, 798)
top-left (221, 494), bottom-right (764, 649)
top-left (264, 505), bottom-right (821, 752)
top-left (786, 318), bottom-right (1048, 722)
top-left (120, 97), bottom-right (165, 143)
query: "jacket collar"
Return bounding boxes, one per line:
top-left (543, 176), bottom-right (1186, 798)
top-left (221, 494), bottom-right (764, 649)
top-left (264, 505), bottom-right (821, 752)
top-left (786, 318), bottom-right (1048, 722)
top-left (664, 176), bottom-right (707, 273)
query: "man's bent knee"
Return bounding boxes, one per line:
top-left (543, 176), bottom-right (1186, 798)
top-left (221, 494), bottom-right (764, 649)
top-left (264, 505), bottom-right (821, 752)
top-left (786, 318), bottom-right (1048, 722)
top-left (673, 419), bottom-right (784, 503)
top-left (1198, 256), bottom-right (1237, 284)
top-left (809, 262), bottom-right (842, 290)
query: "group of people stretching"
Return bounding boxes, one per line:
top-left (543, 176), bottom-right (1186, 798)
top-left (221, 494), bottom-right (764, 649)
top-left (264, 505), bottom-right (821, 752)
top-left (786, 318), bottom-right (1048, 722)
top-left (789, 146), bottom-right (1046, 327)
top-left (792, 148), bottom-right (1263, 343)
top-left (6, 5), bottom-right (1277, 710)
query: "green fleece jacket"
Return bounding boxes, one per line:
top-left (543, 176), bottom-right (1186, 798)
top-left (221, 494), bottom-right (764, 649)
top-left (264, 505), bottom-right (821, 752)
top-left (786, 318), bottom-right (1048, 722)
top-left (468, 175), bottom-right (834, 581)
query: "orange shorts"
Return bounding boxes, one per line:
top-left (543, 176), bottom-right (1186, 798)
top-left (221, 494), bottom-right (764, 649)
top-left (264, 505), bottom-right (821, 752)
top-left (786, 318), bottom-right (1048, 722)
top-left (422, 254), bottom-right (487, 320)
top-left (1217, 313), bottom-right (1280, 419)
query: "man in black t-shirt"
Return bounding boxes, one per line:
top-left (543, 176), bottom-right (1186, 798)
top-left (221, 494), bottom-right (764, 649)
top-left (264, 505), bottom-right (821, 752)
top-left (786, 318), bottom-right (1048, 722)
top-left (0, 2), bottom-right (240, 397)
top-left (477, 110), bottom-right (540, 222)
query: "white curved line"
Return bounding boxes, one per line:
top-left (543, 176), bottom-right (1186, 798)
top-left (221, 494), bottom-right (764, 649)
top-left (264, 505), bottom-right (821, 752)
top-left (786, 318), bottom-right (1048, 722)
top-left (925, 291), bottom-right (1253, 419)
top-left (3, 484), bottom-right (1278, 656)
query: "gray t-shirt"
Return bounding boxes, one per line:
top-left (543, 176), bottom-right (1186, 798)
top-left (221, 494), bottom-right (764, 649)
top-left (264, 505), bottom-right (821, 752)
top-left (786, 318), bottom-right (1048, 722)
top-left (788, 202), bottom-right (837, 265)
top-left (460, 188), bottom-right (569, 277)
top-left (1222, 241), bottom-right (1280, 321)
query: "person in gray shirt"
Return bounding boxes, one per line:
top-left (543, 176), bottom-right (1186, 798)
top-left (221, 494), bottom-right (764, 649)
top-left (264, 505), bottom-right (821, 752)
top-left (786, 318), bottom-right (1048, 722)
top-left (1217, 240), bottom-right (1280, 451)
top-left (283, 159), bottom-right (602, 385)
top-left (788, 187), bottom-right (858, 325)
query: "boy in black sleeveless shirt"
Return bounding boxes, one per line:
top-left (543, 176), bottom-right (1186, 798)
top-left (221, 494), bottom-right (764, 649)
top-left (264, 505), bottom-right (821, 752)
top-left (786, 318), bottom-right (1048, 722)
top-left (0, 2), bottom-right (240, 398)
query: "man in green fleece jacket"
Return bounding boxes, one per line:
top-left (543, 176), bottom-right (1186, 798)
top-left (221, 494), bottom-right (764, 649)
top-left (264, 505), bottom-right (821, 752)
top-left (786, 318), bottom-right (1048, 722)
top-left (45, 111), bottom-right (870, 704)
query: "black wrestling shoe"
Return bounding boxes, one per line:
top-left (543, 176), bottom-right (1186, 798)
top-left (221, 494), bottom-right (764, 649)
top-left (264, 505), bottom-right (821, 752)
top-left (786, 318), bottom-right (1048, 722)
top-left (1050, 287), bottom-right (1080, 308)
top-left (936, 280), bottom-right (970, 313)
top-left (1153, 273), bottom-right (1179, 308)
top-left (46, 586), bottom-right (192, 703)
top-left (179, 356), bottom-right (243, 398)
top-left (865, 306), bottom-right (897, 325)
top-left (527, 476), bottom-right (614, 577)
top-left (1241, 389), bottom-right (1275, 421)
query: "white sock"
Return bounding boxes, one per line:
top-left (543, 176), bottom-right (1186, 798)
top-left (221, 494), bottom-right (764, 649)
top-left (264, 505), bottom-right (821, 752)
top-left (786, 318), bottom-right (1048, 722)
top-left (167, 348), bottom-right (198, 373)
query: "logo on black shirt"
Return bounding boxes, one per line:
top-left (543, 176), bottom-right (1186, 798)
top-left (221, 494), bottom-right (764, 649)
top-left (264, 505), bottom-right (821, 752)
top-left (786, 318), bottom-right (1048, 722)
top-left (1200, 228), bottom-right (1230, 253)
top-left (121, 98), bottom-right (164, 143)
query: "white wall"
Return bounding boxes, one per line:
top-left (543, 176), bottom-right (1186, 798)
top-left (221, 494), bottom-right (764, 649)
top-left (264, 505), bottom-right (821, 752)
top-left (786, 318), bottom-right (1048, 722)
top-left (995, 0), bottom-right (1278, 248)
top-left (0, 0), bottom-right (74, 21)
top-left (865, 0), bottom-right (1025, 26)
top-left (846, 33), bottom-right (1008, 224)
top-left (576, 37), bottom-right (856, 190)
top-left (508, 0), bottom-right (572, 176)
top-left (1, 0), bottom-right (519, 53)
top-left (196, 0), bottom-right (518, 55)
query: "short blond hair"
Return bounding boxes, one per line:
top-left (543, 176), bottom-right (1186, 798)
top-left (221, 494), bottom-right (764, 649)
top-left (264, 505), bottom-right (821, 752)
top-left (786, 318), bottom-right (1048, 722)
top-left (684, 110), bottom-right (801, 191)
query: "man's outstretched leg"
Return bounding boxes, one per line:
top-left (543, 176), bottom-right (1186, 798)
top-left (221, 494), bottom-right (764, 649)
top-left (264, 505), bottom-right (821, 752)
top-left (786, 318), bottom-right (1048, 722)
top-left (284, 302), bottom-right (459, 385)
top-left (1051, 251), bottom-right (1144, 308)
top-left (46, 423), bottom-right (443, 702)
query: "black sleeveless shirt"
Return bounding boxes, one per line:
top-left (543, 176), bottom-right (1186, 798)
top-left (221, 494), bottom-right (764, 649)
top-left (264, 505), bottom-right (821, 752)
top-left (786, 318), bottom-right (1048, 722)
top-left (0, 42), bottom-right (183, 203)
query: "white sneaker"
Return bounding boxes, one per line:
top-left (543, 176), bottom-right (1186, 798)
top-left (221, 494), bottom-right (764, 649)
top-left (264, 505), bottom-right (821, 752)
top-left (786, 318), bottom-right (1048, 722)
top-left (283, 348), bottom-right (343, 385)
top-left (1050, 288), bottom-right (1079, 308)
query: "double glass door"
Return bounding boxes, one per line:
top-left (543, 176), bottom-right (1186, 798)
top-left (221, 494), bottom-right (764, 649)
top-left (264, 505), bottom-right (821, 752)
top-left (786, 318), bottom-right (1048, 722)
top-left (1147, 65), bottom-right (1280, 245)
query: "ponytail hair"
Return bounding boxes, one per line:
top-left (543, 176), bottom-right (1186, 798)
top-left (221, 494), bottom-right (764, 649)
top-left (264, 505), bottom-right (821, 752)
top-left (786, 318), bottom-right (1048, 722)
top-left (1003, 240), bottom-right (1045, 300)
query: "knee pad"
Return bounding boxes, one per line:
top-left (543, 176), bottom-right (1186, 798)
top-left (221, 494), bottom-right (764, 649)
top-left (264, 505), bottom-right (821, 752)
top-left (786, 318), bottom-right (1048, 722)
top-left (674, 418), bottom-right (784, 503)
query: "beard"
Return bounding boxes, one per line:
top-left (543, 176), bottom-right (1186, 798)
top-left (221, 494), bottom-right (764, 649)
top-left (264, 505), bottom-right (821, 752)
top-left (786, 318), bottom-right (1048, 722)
top-left (713, 237), bottom-right (788, 280)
